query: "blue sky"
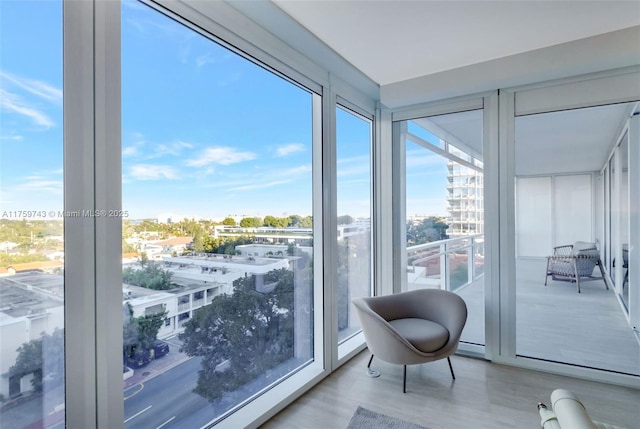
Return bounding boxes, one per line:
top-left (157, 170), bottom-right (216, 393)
top-left (0, 0), bottom-right (63, 218)
top-left (1, 0), bottom-right (449, 223)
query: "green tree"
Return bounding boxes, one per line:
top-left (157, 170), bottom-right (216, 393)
top-left (0, 253), bottom-right (50, 266)
top-left (239, 217), bottom-right (262, 228)
top-left (179, 269), bottom-right (295, 401)
top-left (287, 214), bottom-right (302, 227)
top-left (263, 215), bottom-right (278, 227)
top-left (123, 263), bottom-right (174, 290)
top-left (337, 214), bottom-right (354, 225)
top-left (9, 329), bottom-right (64, 393)
top-left (222, 217), bottom-right (236, 226)
top-left (407, 216), bottom-right (449, 245)
top-left (300, 216), bottom-right (313, 228)
top-left (123, 303), bottom-right (168, 363)
top-left (123, 303), bottom-right (138, 354)
top-left (263, 215), bottom-right (289, 228)
top-left (191, 229), bottom-right (206, 252)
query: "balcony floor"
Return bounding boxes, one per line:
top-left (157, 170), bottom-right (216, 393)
top-left (456, 258), bottom-right (639, 375)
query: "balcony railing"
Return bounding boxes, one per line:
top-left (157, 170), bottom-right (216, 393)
top-left (406, 234), bottom-right (484, 292)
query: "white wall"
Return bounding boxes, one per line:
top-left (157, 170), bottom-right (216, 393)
top-left (516, 174), bottom-right (593, 257)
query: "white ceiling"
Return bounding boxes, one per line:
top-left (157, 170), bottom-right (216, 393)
top-left (273, 0), bottom-right (640, 86)
top-left (265, 1), bottom-right (639, 175)
top-left (515, 103), bottom-right (634, 176)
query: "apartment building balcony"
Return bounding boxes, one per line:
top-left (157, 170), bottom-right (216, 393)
top-left (406, 236), bottom-right (640, 376)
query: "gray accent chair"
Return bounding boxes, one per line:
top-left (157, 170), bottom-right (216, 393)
top-left (352, 289), bottom-right (467, 393)
top-left (545, 241), bottom-right (608, 293)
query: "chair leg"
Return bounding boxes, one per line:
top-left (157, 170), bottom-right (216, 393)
top-left (403, 365), bottom-right (407, 393)
top-left (623, 270), bottom-right (629, 289)
top-left (366, 354), bottom-right (380, 378)
top-left (597, 260), bottom-right (609, 290)
top-left (447, 356), bottom-right (455, 380)
top-left (544, 257), bottom-right (550, 286)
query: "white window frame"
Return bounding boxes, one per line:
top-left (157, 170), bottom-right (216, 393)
top-left (63, 1), bottom-right (380, 427)
top-left (388, 92), bottom-right (499, 360)
top-left (334, 98), bottom-right (376, 364)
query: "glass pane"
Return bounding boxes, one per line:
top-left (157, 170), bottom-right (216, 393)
top-left (122, 2), bottom-right (314, 426)
top-left (0, 1), bottom-right (64, 427)
top-left (515, 104), bottom-right (639, 376)
top-left (401, 109), bottom-right (484, 347)
top-left (336, 106), bottom-right (372, 344)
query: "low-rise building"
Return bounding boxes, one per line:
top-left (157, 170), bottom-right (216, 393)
top-left (1, 252), bottom-right (294, 398)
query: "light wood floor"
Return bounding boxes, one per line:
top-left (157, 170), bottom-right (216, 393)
top-left (454, 258), bottom-right (639, 375)
top-left (261, 350), bottom-right (640, 429)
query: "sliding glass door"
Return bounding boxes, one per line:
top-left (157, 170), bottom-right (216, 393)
top-left (394, 105), bottom-right (487, 350)
top-left (512, 94), bottom-right (639, 376)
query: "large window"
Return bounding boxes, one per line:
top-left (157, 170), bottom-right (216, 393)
top-left (121, 2), bottom-right (316, 427)
top-left (336, 105), bottom-right (373, 348)
top-left (0, 1), bottom-right (64, 427)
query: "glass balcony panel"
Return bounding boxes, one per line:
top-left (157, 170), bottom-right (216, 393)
top-left (448, 247), bottom-right (470, 291)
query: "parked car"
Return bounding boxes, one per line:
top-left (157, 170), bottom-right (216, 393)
top-left (150, 340), bottom-right (170, 358)
top-left (125, 340), bottom-right (170, 368)
top-left (126, 349), bottom-right (152, 369)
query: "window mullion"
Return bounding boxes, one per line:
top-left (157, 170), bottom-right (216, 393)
top-left (63, 1), bottom-right (98, 427)
top-left (94, 1), bottom-right (123, 427)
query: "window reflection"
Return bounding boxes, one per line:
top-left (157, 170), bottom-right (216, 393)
top-left (0, 1), bottom-right (65, 427)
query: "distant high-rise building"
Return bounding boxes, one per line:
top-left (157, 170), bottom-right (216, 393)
top-left (446, 162), bottom-right (483, 237)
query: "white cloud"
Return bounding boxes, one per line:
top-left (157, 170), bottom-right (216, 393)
top-left (230, 180), bottom-right (292, 192)
top-left (130, 164), bottom-right (179, 181)
top-left (153, 140), bottom-right (194, 158)
top-left (122, 134), bottom-right (194, 159)
top-left (123, 146), bottom-right (138, 157)
top-left (0, 71), bottom-right (62, 104)
top-left (17, 177), bottom-right (63, 194)
top-left (196, 53), bottom-right (216, 68)
top-left (0, 135), bottom-right (23, 141)
top-left (274, 164), bottom-right (312, 177)
top-left (275, 143), bottom-right (305, 157)
top-left (0, 89), bottom-right (55, 128)
top-left (186, 146), bottom-right (256, 167)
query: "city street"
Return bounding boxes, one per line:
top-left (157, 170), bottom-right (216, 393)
top-left (124, 357), bottom-right (216, 429)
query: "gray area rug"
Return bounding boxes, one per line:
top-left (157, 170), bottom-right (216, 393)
top-left (346, 406), bottom-right (428, 429)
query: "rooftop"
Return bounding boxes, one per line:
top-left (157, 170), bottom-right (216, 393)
top-left (0, 273), bottom-right (63, 321)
